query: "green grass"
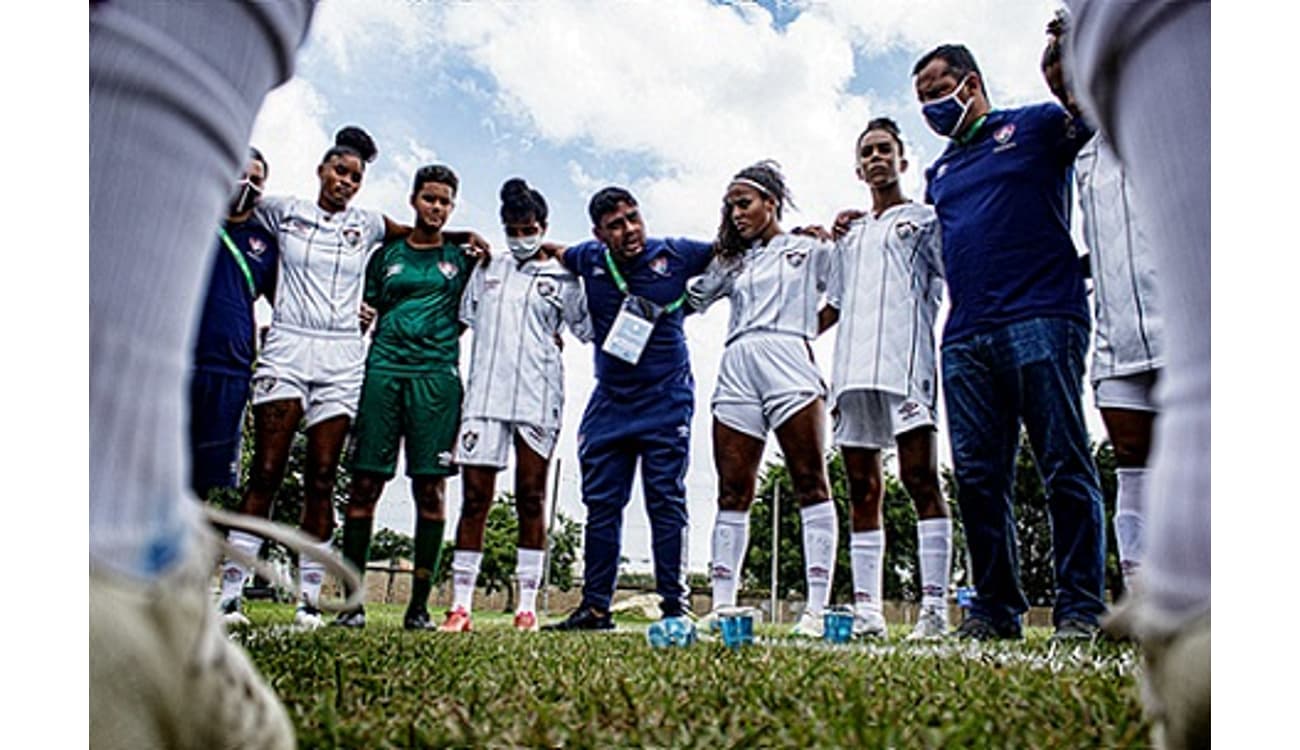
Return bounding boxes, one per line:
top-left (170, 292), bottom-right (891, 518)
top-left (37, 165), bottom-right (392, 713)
top-left (234, 601), bottom-right (1149, 748)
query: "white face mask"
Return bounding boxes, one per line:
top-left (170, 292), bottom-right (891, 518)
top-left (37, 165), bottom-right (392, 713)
top-left (507, 233), bottom-right (543, 261)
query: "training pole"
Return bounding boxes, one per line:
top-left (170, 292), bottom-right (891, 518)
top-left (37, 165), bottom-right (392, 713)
top-left (770, 482), bottom-right (780, 624)
top-left (541, 458), bottom-right (562, 614)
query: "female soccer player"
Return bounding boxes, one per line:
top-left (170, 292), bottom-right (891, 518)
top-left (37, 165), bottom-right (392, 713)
top-left (691, 161), bottom-right (840, 638)
top-left (439, 178), bottom-right (592, 633)
top-left (819, 118), bottom-right (951, 640)
top-left (333, 164), bottom-right (479, 631)
top-left (217, 128), bottom-right (481, 629)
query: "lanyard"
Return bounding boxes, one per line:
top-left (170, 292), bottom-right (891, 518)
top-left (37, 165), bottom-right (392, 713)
top-left (603, 250), bottom-right (685, 314)
top-left (218, 228), bottom-right (258, 297)
top-left (954, 114), bottom-right (989, 146)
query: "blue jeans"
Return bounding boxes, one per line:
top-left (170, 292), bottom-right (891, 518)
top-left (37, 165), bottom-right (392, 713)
top-left (942, 317), bottom-right (1107, 628)
top-left (577, 378), bottom-right (694, 617)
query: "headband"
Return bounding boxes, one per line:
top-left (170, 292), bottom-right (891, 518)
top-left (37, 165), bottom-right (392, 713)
top-left (728, 177), bottom-right (775, 199)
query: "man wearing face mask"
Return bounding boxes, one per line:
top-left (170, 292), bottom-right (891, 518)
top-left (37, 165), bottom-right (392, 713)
top-left (188, 147), bottom-right (280, 500)
top-left (912, 45), bottom-right (1106, 642)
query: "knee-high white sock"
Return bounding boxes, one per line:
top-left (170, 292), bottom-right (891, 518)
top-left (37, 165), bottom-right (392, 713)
top-left (800, 501), bottom-right (838, 615)
top-left (451, 549), bottom-right (482, 613)
top-left (298, 540), bottom-right (332, 609)
top-left (1114, 467), bottom-right (1147, 588)
top-left (516, 547), bottom-right (544, 614)
top-left (917, 517), bottom-right (952, 610)
top-left (220, 529), bottom-right (263, 605)
top-left (850, 529), bottom-right (885, 616)
top-left (710, 510), bottom-right (750, 610)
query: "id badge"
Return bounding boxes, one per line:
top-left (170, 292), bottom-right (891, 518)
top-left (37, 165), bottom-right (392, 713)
top-left (602, 295), bottom-right (661, 365)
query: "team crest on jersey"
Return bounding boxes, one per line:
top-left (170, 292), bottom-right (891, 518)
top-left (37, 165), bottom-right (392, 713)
top-left (288, 218), bottom-right (313, 237)
top-left (895, 220), bottom-right (918, 241)
top-left (385, 263), bottom-right (403, 279)
top-left (535, 278), bottom-right (558, 298)
top-left (252, 376), bottom-right (277, 396)
top-left (784, 249), bottom-right (808, 268)
top-left (438, 261), bottom-right (458, 279)
top-left (461, 431), bottom-right (478, 453)
top-left (649, 256), bottom-right (670, 277)
top-left (994, 124), bottom-right (1016, 144)
top-left (342, 226), bottom-right (363, 247)
top-left (248, 237), bottom-right (268, 257)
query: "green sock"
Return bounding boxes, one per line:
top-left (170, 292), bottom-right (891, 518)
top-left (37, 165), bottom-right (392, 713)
top-left (341, 516), bottom-right (373, 599)
top-left (408, 517), bottom-right (445, 615)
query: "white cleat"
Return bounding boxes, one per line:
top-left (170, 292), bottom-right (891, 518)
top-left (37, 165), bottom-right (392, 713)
top-left (293, 604), bottom-right (324, 631)
top-left (906, 605), bottom-right (949, 641)
top-left (219, 598), bottom-right (252, 628)
top-left (790, 610), bottom-right (825, 639)
top-left (852, 610), bottom-right (888, 640)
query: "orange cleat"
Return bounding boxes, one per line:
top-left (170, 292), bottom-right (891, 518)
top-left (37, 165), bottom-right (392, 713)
top-left (513, 611), bottom-right (539, 632)
top-left (439, 606), bottom-right (473, 633)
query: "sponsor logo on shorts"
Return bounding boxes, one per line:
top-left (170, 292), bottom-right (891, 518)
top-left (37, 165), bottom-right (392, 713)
top-left (898, 400), bottom-right (921, 420)
top-left (461, 431), bottom-right (478, 453)
top-left (895, 220), bottom-right (918, 241)
top-left (253, 376), bottom-right (277, 396)
top-left (535, 278), bottom-right (558, 298)
top-left (527, 424), bottom-right (548, 443)
top-left (386, 263), bottom-right (403, 278)
top-left (438, 451), bottom-right (454, 467)
top-left (649, 256), bottom-right (670, 277)
top-left (438, 261), bottom-right (458, 279)
top-left (784, 249), bottom-right (808, 268)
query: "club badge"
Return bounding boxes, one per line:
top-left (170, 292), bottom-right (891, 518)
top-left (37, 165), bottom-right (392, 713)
top-left (342, 226), bottom-right (363, 247)
top-left (784, 249), bottom-right (808, 268)
top-left (438, 261), bottom-right (458, 279)
top-left (535, 278), bottom-right (558, 298)
top-left (461, 431), bottom-right (478, 453)
top-left (895, 220), bottom-right (918, 241)
top-left (248, 237), bottom-right (267, 257)
top-left (994, 123), bottom-right (1016, 144)
top-left (649, 256), bottom-right (670, 277)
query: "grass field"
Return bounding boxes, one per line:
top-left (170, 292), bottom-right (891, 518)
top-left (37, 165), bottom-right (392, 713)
top-left (233, 601), bottom-right (1149, 748)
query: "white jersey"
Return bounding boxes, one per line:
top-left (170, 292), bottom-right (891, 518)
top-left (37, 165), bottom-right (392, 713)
top-left (256, 196), bottom-right (385, 337)
top-left (827, 202), bottom-right (943, 406)
top-left (1076, 134), bottom-right (1163, 380)
top-left (689, 233), bottom-right (834, 344)
top-left (459, 252), bottom-right (592, 429)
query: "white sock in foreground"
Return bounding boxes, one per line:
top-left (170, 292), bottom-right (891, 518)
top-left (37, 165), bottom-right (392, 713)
top-left (221, 529), bottom-right (262, 605)
top-left (917, 517), bottom-right (952, 611)
top-left (800, 501), bottom-right (838, 615)
top-left (710, 510), bottom-right (750, 610)
top-left (451, 549), bottom-right (483, 613)
top-left (516, 547), bottom-right (544, 614)
top-left (298, 540), bottom-right (332, 609)
top-left (1113, 467), bottom-right (1147, 591)
top-left (850, 529), bottom-right (885, 618)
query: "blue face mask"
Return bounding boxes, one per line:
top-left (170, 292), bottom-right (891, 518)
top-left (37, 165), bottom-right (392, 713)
top-left (921, 74), bottom-right (973, 138)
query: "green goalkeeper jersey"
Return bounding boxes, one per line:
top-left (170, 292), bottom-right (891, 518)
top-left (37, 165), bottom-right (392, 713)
top-left (364, 238), bottom-right (473, 374)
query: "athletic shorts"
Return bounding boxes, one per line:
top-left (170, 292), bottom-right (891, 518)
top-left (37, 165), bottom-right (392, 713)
top-left (831, 388), bottom-right (936, 450)
top-left (250, 326), bottom-right (366, 428)
top-left (711, 333), bottom-right (826, 440)
top-left (188, 368), bottom-right (251, 495)
top-left (1093, 369), bottom-right (1159, 412)
top-left (454, 417), bottom-right (559, 470)
top-left (347, 365), bottom-right (462, 478)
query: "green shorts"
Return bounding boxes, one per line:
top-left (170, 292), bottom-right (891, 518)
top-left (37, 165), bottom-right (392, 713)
top-left (348, 366), bottom-right (462, 478)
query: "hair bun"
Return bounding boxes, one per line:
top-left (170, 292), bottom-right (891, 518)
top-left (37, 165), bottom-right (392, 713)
top-left (500, 177), bottom-right (531, 201)
top-left (334, 126), bottom-right (377, 163)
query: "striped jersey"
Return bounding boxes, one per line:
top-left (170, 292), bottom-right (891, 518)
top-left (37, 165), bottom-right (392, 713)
top-left (256, 196), bottom-right (385, 337)
top-left (826, 202), bottom-right (944, 404)
top-left (459, 252), bottom-right (592, 429)
top-left (1076, 134), bottom-right (1162, 379)
top-left (689, 233), bottom-right (834, 344)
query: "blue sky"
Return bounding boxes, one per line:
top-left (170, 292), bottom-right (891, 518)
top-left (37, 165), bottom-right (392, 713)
top-left (246, 0), bottom-right (1094, 572)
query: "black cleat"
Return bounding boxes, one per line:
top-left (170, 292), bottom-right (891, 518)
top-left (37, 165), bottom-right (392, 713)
top-left (403, 609), bottom-right (437, 631)
top-left (330, 608), bottom-right (366, 629)
top-left (1050, 617), bottom-right (1100, 643)
top-left (952, 615), bottom-right (1023, 641)
top-left (541, 606), bottom-right (614, 632)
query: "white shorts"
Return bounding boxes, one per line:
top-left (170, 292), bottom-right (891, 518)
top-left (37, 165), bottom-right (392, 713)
top-left (832, 389), bottom-right (936, 450)
top-left (711, 333), bottom-right (826, 440)
top-left (1094, 369), bottom-right (1159, 412)
top-left (250, 326), bottom-right (366, 428)
top-left (454, 417), bottom-right (558, 470)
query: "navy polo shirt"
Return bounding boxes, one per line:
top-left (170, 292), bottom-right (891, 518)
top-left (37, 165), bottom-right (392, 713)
top-left (562, 237), bottom-right (713, 399)
top-left (924, 102), bottom-right (1093, 343)
top-left (192, 218), bottom-right (280, 375)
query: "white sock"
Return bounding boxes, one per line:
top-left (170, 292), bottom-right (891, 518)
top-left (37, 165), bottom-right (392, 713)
top-left (298, 540), bottom-right (332, 609)
top-left (1114, 467), bottom-right (1147, 587)
top-left (916, 517), bottom-right (952, 610)
top-left (800, 501), bottom-right (838, 615)
top-left (850, 529), bottom-right (885, 617)
top-left (710, 510), bottom-right (750, 610)
top-left (220, 529), bottom-right (262, 605)
top-left (451, 549), bottom-right (483, 613)
top-left (516, 547), bottom-right (544, 614)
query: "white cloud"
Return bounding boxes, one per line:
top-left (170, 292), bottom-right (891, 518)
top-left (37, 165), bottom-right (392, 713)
top-left (250, 77), bottom-right (332, 201)
top-left (302, 0), bottom-right (437, 75)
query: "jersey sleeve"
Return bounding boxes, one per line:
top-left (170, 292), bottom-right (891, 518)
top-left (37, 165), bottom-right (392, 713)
top-left (1037, 101), bottom-right (1095, 166)
top-left (811, 238), bottom-right (835, 295)
top-left (560, 240), bottom-right (599, 276)
top-left (685, 255), bottom-right (737, 314)
top-left (362, 208), bottom-right (387, 247)
top-left (669, 237), bottom-right (717, 277)
top-left (460, 263), bottom-right (486, 328)
top-left (257, 235), bottom-right (280, 302)
top-left (826, 236), bottom-right (848, 309)
top-left (363, 244), bottom-right (388, 310)
top-left (254, 195), bottom-right (291, 235)
top-left (919, 213), bottom-right (945, 280)
top-left (561, 276), bottom-right (594, 343)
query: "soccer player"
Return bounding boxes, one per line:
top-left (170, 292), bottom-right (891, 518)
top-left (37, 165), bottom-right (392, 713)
top-left (692, 161), bottom-right (840, 639)
top-left (189, 148), bottom-right (280, 501)
top-left (328, 164), bottom-right (478, 631)
top-left (819, 119), bottom-right (952, 640)
top-left (1065, 3), bottom-right (1209, 746)
top-left (441, 178), bottom-right (592, 633)
top-left (1043, 15), bottom-right (1161, 596)
top-left (913, 44), bottom-right (1106, 641)
top-left (538, 188), bottom-right (715, 634)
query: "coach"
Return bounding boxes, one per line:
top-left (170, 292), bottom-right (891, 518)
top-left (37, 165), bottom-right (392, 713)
top-left (914, 44), bottom-right (1106, 640)
top-left (542, 188), bottom-right (715, 631)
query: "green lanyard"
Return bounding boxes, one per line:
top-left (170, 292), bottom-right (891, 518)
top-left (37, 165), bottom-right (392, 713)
top-left (603, 250), bottom-right (686, 314)
top-left (954, 114), bottom-right (989, 146)
top-left (218, 227), bottom-right (258, 297)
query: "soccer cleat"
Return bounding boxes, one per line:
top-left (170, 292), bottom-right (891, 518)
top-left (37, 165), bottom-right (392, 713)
top-left (852, 610), bottom-right (888, 640)
top-left (646, 615), bottom-right (697, 648)
top-left (952, 615), bottom-right (1023, 641)
top-left (513, 611), bottom-right (539, 632)
top-left (219, 597), bottom-right (251, 628)
top-left (403, 609), bottom-right (437, 631)
top-left (790, 610), bottom-right (825, 639)
top-left (330, 608), bottom-right (366, 629)
top-left (90, 509), bottom-right (295, 749)
top-left (906, 605), bottom-right (949, 641)
top-left (541, 605), bottom-right (614, 631)
top-left (293, 603), bottom-right (324, 631)
top-left (1050, 617), bottom-right (1101, 643)
top-left (696, 609), bottom-right (723, 635)
top-left (440, 606), bottom-right (473, 633)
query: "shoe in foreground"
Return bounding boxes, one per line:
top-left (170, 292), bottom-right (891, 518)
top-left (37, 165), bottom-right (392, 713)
top-left (293, 602), bottom-right (324, 631)
top-left (790, 610), bottom-right (824, 639)
top-left (952, 615), bottom-right (1023, 641)
top-left (852, 610), bottom-right (888, 640)
top-left (906, 605), bottom-right (948, 641)
top-left (220, 597), bottom-right (251, 628)
top-left (330, 608), bottom-right (366, 629)
top-left (646, 615), bottom-right (697, 648)
top-left (541, 605), bottom-right (614, 631)
top-left (513, 611), bottom-right (539, 632)
top-left (440, 606), bottom-right (473, 633)
top-left (1050, 617), bottom-right (1100, 643)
